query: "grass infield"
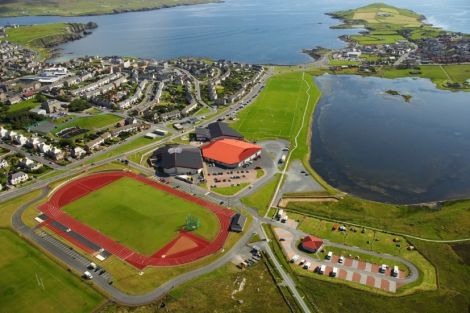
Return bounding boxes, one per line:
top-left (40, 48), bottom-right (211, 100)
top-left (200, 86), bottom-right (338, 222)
top-left (61, 177), bottom-right (220, 255)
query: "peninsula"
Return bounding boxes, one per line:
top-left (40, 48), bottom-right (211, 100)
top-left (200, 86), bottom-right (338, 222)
top-left (1, 22), bottom-right (97, 60)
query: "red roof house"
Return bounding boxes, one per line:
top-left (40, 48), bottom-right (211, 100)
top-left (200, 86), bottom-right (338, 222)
top-left (301, 235), bottom-right (323, 253)
top-left (201, 138), bottom-right (262, 168)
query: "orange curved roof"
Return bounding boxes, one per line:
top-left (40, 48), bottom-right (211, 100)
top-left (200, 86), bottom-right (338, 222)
top-left (201, 139), bottom-right (262, 165)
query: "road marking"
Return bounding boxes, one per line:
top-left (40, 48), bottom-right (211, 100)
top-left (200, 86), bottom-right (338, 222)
top-left (365, 262), bottom-right (372, 272)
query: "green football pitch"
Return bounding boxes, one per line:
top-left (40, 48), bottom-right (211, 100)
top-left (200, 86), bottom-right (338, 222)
top-left (61, 177), bottom-right (220, 255)
top-left (0, 230), bottom-right (103, 313)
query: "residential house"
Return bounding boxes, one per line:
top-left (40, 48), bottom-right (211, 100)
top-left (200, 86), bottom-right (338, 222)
top-left (71, 146), bottom-right (86, 158)
top-left (9, 171), bottom-right (28, 185)
top-left (48, 147), bottom-right (64, 160)
top-left (19, 158), bottom-right (42, 171)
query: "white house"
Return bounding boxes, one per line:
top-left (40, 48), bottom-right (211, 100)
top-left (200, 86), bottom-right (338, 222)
top-left (7, 130), bottom-right (17, 140)
top-left (19, 158), bottom-right (42, 171)
top-left (14, 134), bottom-right (28, 146)
top-left (9, 171), bottom-right (28, 185)
top-left (72, 146), bottom-right (86, 158)
top-left (0, 126), bottom-right (8, 138)
top-left (48, 147), bottom-right (64, 160)
top-left (0, 159), bottom-right (8, 169)
top-left (38, 143), bottom-right (51, 154)
top-left (27, 137), bottom-right (41, 148)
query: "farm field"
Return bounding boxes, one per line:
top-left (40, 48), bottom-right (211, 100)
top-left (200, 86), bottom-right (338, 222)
top-left (52, 114), bottom-right (122, 134)
top-left (61, 176), bottom-right (220, 255)
top-left (0, 230), bottom-right (103, 313)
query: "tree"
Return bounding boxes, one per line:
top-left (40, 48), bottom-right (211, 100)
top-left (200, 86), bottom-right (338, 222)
top-left (35, 93), bottom-right (47, 103)
top-left (69, 98), bottom-right (91, 112)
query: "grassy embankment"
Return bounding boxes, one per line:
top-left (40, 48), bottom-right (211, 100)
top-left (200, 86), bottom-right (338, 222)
top-left (0, 0), bottom-right (220, 17)
top-left (0, 190), bottom-right (104, 313)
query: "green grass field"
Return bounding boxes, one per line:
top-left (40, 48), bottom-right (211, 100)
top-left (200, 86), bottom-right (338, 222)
top-left (287, 196), bottom-right (470, 240)
top-left (241, 174), bottom-right (281, 216)
top-left (61, 177), bottom-right (219, 255)
top-left (7, 98), bottom-right (41, 113)
top-left (0, 230), bottom-right (103, 313)
top-left (0, 0), bottom-right (218, 17)
top-left (52, 114), bottom-right (122, 134)
top-left (5, 23), bottom-right (69, 45)
top-left (233, 71), bottom-right (316, 141)
top-left (4, 23), bottom-right (73, 59)
top-left (85, 135), bottom-right (163, 164)
top-left (211, 183), bottom-right (249, 196)
top-left (99, 261), bottom-right (294, 313)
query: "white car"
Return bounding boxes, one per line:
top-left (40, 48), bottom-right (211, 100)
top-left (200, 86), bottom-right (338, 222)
top-left (338, 256), bottom-right (345, 264)
top-left (83, 271), bottom-right (93, 279)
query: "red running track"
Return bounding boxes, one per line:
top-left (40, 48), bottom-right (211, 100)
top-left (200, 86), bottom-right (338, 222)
top-left (38, 171), bottom-right (234, 269)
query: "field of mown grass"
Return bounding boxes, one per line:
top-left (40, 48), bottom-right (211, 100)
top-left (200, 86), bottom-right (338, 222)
top-left (7, 98), bottom-right (41, 113)
top-left (62, 176), bottom-right (220, 255)
top-left (241, 174), bottom-right (281, 216)
top-left (52, 114), bottom-right (122, 134)
top-left (233, 71), bottom-right (317, 142)
top-left (0, 230), bottom-right (103, 313)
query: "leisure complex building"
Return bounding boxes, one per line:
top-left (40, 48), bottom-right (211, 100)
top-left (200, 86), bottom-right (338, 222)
top-left (152, 121), bottom-right (263, 174)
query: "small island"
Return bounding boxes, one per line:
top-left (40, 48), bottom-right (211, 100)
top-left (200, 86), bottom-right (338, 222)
top-left (385, 89), bottom-right (412, 102)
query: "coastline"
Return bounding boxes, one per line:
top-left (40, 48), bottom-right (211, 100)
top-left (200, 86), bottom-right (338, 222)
top-left (0, 0), bottom-right (223, 18)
